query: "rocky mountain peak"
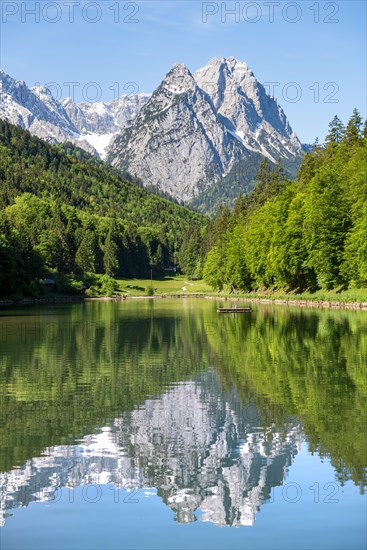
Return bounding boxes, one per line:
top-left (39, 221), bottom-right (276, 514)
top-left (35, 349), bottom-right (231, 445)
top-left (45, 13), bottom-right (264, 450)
top-left (107, 59), bottom-right (244, 201)
top-left (107, 56), bottom-right (303, 203)
top-left (213, 55), bottom-right (252, 74)
top-left (194, 56), bottom-right (301, 161)
top-left (31, 85), bottom-right (53, 98)
top-left (1, 70), bottom-right (28, 105)
top-left (194, 56), bottom-right (254, 98)
top-left (160, 63), bottom-right (196, 96)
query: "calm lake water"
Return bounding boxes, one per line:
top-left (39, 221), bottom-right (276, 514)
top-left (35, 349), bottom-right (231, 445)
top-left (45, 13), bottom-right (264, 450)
top-left (0, 299), bottom-right (366, 549)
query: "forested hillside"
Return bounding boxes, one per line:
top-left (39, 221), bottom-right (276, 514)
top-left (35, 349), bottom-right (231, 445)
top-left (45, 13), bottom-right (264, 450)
top-left (199, 111), bottom-right (367, 292)
top-left (1, 111), bottom-right (366, 299)
top-left (0, 120), bottom-right (205, 297)
top-left (188, 152), bottom-right (302, 216)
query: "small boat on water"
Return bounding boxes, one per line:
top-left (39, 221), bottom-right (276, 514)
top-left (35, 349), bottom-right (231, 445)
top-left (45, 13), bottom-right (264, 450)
top-left (217, 307), bottom-right (251, 313)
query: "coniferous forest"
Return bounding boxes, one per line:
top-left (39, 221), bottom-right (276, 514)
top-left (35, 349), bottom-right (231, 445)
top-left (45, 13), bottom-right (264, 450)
top-left (0, 111), bottom-right (366, 298)
top-left (0, 119), bottom-right (205, 297)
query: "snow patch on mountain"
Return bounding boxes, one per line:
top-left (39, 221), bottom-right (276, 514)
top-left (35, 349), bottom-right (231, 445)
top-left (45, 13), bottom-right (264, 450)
top-left (81, 133), bottom-right (115, 159)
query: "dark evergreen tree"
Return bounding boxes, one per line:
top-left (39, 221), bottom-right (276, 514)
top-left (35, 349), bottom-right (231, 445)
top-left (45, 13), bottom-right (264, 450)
top-left (103, 230), bottom-right (119, 277)
top-left (325, 115), bottom-right (345, 144)
top-left (344, 109), bottom-right (363, 145)
top-left (75, 230), bottom-right (98, 274)
top-left (0, 120), bottom-right (205, 294)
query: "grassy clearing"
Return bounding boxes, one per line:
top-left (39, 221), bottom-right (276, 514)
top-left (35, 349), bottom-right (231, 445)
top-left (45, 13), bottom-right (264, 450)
top-left (232, 288), bottom-right (367, 303)
top-left (117, 276), bottom-right (212, 296)
top-left (117, 278), bottom-right (367, 304)
top-left (2, 277), bottom-right (366, 307)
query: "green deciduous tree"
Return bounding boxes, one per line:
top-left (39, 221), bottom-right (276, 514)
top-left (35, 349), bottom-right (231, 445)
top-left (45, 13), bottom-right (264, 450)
top-left (202, 111), bottom-right (367, 293)
top-left (341, 204), bottom-right (367, 288)
top-left (203, 246), bottom-right (225, 291)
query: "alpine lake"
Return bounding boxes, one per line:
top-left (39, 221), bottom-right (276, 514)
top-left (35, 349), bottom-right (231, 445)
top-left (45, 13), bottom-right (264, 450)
top-left (0, 298), bottom-right (366, 549)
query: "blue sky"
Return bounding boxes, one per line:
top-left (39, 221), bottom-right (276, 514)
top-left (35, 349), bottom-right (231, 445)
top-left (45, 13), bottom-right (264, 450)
top-left (1, 0), bottom-right (366, 142)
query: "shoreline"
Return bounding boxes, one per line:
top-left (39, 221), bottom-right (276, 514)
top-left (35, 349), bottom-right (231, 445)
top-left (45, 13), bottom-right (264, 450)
top-left (121, 294), bottom-right (367, 310)
top-left (1, 293), bottom-right (367, 310)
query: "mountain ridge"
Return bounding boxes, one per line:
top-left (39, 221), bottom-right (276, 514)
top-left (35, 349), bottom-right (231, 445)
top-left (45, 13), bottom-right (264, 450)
top-left (1, 58), bottom-right (305, 209)
top-left (0, 69), bottom-right (150, 159)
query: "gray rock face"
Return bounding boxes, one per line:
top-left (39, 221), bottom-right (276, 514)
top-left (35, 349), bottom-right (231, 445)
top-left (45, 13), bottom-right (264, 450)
top-left (194, 56), bottom-right (302, 160)
top-left (62, 94), bottom-right (150, 136)
top-left (0, 70), bottom-right (78, 142)
top-left (107, 64), bottom-right (246, 201)
top-left (107, 57), bottom-right (303, 201)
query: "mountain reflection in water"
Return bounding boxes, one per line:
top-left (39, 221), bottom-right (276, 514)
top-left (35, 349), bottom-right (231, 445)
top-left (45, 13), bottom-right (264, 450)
top-left (0, 299), bottom-right (365, 536)
top-left (0, 371), bottom-right (302, 527)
